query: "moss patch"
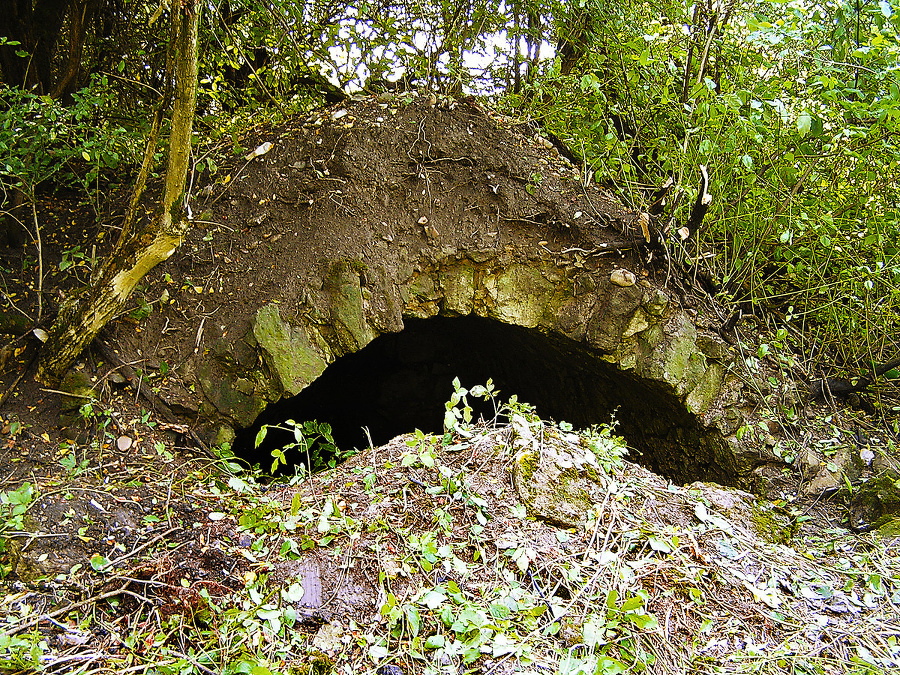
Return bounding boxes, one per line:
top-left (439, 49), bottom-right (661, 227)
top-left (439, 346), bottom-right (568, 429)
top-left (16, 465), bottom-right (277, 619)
top-left (253, 303), bottom-right (327, 396)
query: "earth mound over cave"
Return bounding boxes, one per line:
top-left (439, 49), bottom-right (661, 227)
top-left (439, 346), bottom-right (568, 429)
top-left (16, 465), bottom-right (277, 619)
top-left (115, 95), bottom-right (754, 486)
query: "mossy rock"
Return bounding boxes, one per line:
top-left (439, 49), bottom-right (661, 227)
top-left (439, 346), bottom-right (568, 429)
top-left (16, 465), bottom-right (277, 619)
top-left (253, 303), bottom-right (328, 396)
top-left (512, 438), bottom-right (611, 529)
top-left (876, 517), bottom-right (900, 538)
top-left (850, 471), bottom-right (900, 529)
top-left (323, 260), bottom-right (375, 353)
top-left (750, 500), bottom-right (798, 545)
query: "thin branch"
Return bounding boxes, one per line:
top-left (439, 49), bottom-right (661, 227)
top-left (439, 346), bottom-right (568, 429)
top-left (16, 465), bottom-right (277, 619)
top-left (7, 584), bottom-right (133, 636)
top-left (30, 199), bottom-right (43, 321)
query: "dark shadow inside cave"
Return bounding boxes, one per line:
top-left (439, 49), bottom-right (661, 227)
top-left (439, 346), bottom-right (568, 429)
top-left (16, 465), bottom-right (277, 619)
top-left (232, 315), bottom-right (736, 485)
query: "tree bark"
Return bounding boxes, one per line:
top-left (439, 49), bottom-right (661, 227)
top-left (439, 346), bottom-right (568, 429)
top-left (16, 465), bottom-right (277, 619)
top-left (37, 4), bottom-right (199, 385)
top-left (51, 0), bottom-right (100, 100)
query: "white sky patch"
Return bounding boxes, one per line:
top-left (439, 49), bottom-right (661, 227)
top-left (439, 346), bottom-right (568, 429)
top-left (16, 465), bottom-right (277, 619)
top-left (320, 5), bottom-right (556, 95)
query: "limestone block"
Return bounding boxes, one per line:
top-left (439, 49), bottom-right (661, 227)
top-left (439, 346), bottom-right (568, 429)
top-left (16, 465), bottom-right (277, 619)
top-left (585, 283), bottom-right (642, 352)
top-left (253, 303), bottom-right (327, 396)
top-left (198, 357), bottom-right (270, 427)
top-left (324, 261), bottom-right (376, 352)
top-left (405, 271), bottom-right (442, 318)
top-left (685, 362), bottom-right (725, 415)
top-left (490, 264), bottom-right (555, 327)
top-left (642, 288), bottom-right (669, 318)
top-left (622, 307), bottom-right (650, 338)
top-left (635, 312), bottom-right (698, 391)
top-left (440, 261), bottom-right (476, 315)
top-left (513, 446), bottom-right (608, 529)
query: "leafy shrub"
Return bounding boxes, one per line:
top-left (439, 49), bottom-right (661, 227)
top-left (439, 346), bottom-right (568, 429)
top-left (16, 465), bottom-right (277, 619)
top-left (0, 75), bottom-right (141, 208)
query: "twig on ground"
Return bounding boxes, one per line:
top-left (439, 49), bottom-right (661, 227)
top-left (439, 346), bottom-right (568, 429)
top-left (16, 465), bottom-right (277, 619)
top-left (7, 584), bottom-right (133, 636)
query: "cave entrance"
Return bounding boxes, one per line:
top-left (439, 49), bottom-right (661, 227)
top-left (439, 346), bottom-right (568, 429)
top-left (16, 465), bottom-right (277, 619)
top-left (233, 315), bottom-right (736, 485)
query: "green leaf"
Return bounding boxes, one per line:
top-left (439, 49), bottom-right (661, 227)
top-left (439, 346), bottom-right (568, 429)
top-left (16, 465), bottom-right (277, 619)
top-left (254, 426), bottom-right (268, 448)
top-left (425, 634), bottom-right (445, 648)
top-left (582, 614), bottom-right (606, 648)
top-left (627, 612), bottom-right (659, 629)
top-left (797, 111), bottom-right (812, 138)
top-left (369, 643), bottom-right (389, 661)
top-left (620, 596), bottom-right (644, 612)
top-left (606, 589), bottom-right (619, 611)
top-left (420, 589), bottom-right (448, 609)
top-left (404, 605), bottom-right (421, 637)
top-left (5, 482), bottom-right (33, 506)
top-left (489, 602), bottom-right (511, 620)
top-left (648, 536), bottom-right (672, 554)
top-left (283, 582), bottom-right (305, 603)
top-left (90, 554), bottom-right (111, 572)
top-left (444, 409), bottom-right (457, 431)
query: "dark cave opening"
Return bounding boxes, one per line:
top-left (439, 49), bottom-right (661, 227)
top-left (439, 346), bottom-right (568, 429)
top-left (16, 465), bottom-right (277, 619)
top-left (232, 315), bottom-right (736, 485)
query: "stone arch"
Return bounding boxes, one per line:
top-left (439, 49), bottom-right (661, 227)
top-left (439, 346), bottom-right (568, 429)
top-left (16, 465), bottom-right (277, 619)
top-left (215, 250), bottom-right (748, 486)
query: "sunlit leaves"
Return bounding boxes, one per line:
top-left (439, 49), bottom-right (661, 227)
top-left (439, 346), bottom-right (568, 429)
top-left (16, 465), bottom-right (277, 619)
top-left (796, 110), bottom-right (812, 137)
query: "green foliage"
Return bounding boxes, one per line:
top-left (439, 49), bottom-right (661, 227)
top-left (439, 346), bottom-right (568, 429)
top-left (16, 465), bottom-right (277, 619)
top-left (0, 482), bottom-right (34, 535)
top-left (562, 590), bottom-right (658, 674)
top-left (257, 419), bottom-right (349, 475)
top-left (0, 482), bottom-right (35, 580)
top-left (0, 77), bottom-right (138, 207)
top-left (506, 0), bottom-right (900, 371)
top-left (0, 629), bottom-right (49, 672)
top-left (443, 376), bottom-right (498, 436)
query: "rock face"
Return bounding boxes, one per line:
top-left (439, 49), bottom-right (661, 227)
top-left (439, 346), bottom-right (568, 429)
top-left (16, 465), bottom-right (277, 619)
top-left (130, 95), bottom-right (758, 488)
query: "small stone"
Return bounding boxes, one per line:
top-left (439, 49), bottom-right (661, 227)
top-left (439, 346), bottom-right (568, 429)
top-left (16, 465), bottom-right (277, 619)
top-left (244, 142), bottom-right (272, 160)
top-left (377, 666), bottom-right (404, 675)
top-left (116, 436), bottom-right (133, 451)
top-left (109, 372), bottom-right (127, 385)
top-left (610, 268), bottom-right (636, 287)
top-left (417, 216), bottom-right (428, 224)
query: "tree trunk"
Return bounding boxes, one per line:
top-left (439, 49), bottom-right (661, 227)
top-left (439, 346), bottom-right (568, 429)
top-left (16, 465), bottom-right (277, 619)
top-left (37, 4), bottom-right (200, 386)
top-left (51, 0), bottom-right (100, 100)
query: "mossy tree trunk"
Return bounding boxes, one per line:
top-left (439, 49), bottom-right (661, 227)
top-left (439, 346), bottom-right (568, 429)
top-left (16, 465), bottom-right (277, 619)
top-left (37, 4), bottom-right (200, 386)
